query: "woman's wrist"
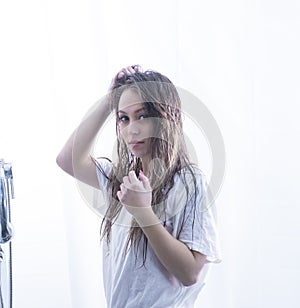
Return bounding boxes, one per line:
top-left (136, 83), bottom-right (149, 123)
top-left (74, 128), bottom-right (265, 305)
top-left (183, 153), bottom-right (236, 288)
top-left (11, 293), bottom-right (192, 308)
top-left (133, 207), bottom-right (161, 228)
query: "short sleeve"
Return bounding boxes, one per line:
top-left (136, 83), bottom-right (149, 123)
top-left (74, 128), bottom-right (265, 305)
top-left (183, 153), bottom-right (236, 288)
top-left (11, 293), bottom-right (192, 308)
top-left (92, 157), bottom-right (113, 216)
top-left (168, 170), bottom-right (222, 264)
top-left (94, 157), bottom-right (113, 192)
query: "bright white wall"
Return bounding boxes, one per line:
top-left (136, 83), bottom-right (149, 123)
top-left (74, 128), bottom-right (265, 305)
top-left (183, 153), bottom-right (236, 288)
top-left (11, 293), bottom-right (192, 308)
top-left (0, 0), bottom-right (299, 307)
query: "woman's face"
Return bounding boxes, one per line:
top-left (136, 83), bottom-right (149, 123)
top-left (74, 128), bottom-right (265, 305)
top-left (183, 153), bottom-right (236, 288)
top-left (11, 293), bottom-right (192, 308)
top-left (117, 88), bottom-right (154, 160)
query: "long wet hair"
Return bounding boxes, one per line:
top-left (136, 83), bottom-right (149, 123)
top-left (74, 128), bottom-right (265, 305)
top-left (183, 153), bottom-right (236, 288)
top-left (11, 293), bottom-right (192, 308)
top-left (98, 68), bottom-right (198, 265)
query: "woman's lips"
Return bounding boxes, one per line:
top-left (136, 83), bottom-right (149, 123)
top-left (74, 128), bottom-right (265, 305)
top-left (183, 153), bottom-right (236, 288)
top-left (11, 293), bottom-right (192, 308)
top-left (129, 141), bottom-right (144, 147)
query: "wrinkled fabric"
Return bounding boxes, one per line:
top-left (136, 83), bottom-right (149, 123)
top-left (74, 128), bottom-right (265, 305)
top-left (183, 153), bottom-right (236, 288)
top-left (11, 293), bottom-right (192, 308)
top-left (95, 158), bottom-right (221, 308)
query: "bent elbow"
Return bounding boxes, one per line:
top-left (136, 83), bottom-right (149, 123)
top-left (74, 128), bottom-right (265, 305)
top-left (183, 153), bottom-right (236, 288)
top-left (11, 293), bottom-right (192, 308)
top-left (182, 251), bottom-right (207, 286)
top-left (181, 275), bottom-right (199, 287)
top-left (181, 266), bottom-right (205, 287)
top-left (56, 154), bottom-right (65, 170)
top-left (182, 278), bottom-right (198, 287)
top-left (56, 153), bottom-right (74, 176)
top-left (56, 154), bottom-right (62, 168)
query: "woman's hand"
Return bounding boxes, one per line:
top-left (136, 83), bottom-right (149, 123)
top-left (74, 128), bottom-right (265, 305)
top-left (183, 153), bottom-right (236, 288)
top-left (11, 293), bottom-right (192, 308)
top-left (117, 170), bottom-right (152, 216)
top-left (109, 65), bottom-right (140, 91)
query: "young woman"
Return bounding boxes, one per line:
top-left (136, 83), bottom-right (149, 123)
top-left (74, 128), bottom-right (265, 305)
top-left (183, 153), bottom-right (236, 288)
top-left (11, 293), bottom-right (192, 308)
top-left (56, 65), bottom-right (221, 307)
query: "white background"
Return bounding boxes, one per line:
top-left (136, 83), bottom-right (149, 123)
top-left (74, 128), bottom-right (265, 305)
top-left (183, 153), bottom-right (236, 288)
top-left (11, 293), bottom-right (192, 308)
top-left (0, 0), bottom-right (300, 307)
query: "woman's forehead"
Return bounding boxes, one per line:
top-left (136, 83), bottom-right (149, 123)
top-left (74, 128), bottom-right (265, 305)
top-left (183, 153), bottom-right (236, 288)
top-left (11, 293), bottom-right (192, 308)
top-left (118, 88), bottom-right (144, 112)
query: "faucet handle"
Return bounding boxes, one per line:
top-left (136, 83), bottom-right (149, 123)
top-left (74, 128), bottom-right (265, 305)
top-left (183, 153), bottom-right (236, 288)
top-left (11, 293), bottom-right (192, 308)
top-left (4, 162), bottom-right (14, 199)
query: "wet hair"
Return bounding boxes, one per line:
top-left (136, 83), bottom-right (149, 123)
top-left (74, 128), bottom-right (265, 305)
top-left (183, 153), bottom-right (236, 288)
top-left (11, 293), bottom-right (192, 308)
top-left (97, 67), bottom-right (198, 266)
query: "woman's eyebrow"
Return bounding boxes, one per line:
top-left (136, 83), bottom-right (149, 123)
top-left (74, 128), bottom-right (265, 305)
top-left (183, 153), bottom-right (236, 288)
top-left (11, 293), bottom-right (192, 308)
top-left (118, 107), bottom-right (147, 114)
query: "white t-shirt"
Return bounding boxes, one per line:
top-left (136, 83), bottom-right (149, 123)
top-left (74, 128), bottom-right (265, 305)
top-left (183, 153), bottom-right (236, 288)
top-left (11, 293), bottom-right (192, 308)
top-left (94, 158), bottom-right (221, 308)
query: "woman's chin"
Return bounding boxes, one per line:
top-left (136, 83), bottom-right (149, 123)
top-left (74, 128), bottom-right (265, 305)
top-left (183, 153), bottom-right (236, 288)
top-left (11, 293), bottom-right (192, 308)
top-left (130, 148), bottom-right (150, 160)
top-left (131, 151), bottom-right (146, 158)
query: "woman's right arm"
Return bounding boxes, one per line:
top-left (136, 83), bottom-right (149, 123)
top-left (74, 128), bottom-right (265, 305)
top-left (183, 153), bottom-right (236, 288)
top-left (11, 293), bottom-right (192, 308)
top-left (56, 96), bottom-right (111, 190)
top-left (56, 66), bottom-right (138, 189)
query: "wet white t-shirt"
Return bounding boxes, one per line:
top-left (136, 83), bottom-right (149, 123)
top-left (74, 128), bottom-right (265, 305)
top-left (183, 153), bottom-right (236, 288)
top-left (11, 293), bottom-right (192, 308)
top-left (94, 158), bottom-right (221, 308)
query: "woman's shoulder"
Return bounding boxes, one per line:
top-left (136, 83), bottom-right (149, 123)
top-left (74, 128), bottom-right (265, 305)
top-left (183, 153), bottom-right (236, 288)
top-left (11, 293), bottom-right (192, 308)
top-left (94, 156), bottom-right (113, 168)
top-left (166, 163), bottom-right (206, 201)
top-left (176, 163), bottom-right (207, 183)
top-left (94, 156), bottom-right (114, 183)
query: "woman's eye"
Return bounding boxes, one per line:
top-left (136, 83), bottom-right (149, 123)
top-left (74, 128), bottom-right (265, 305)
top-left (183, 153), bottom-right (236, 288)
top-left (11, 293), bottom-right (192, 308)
top-left (138, 114), bottom-right (149, 120)
top-left (118, 115), bottom-right (128, 123)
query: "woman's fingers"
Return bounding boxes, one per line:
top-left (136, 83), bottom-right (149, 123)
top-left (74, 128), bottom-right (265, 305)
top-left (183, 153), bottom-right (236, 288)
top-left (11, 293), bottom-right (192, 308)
top-left (123, 176), bottom-right (131, 188)
top-left (117, 190), bottom-right (122, 202)
top-left (139, 171), bottom-right (152, 191)
top-left (128, 170), bottom-right (138, 183)
top-left (110, 65), bottom-right (140, 89)
top-left (121, 170), bottom-right (152, 194)
top-left (120, 66), bottom-right (135, 76)
top-left (117, 71), bottom-right (125, 79)
top-left (118, 170), bottom-right (152, 209)
top-left (132, 64), bottom-right (139, 72)
top-left (119, 65), bottom-right (138, 78)
top-left (127, 66), bottom-right (136, 74)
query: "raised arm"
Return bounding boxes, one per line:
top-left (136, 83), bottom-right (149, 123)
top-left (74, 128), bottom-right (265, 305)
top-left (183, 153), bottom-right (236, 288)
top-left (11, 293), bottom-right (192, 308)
top-left (56, 66), bottom-right (139, 189)
top-left (56, 96), bottom-right (111, 189)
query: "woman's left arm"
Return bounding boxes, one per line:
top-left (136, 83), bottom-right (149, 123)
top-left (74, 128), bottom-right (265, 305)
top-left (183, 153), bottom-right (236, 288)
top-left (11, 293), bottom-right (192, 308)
top-left (117, 171), bottom-right (207, 287)
top-left (136, 208), bottom-right (207, 286)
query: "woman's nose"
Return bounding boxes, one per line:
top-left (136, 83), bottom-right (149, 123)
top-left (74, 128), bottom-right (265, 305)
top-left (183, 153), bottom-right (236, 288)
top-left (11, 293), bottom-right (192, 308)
top-left (127, 121), bottom-right (140, 135)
